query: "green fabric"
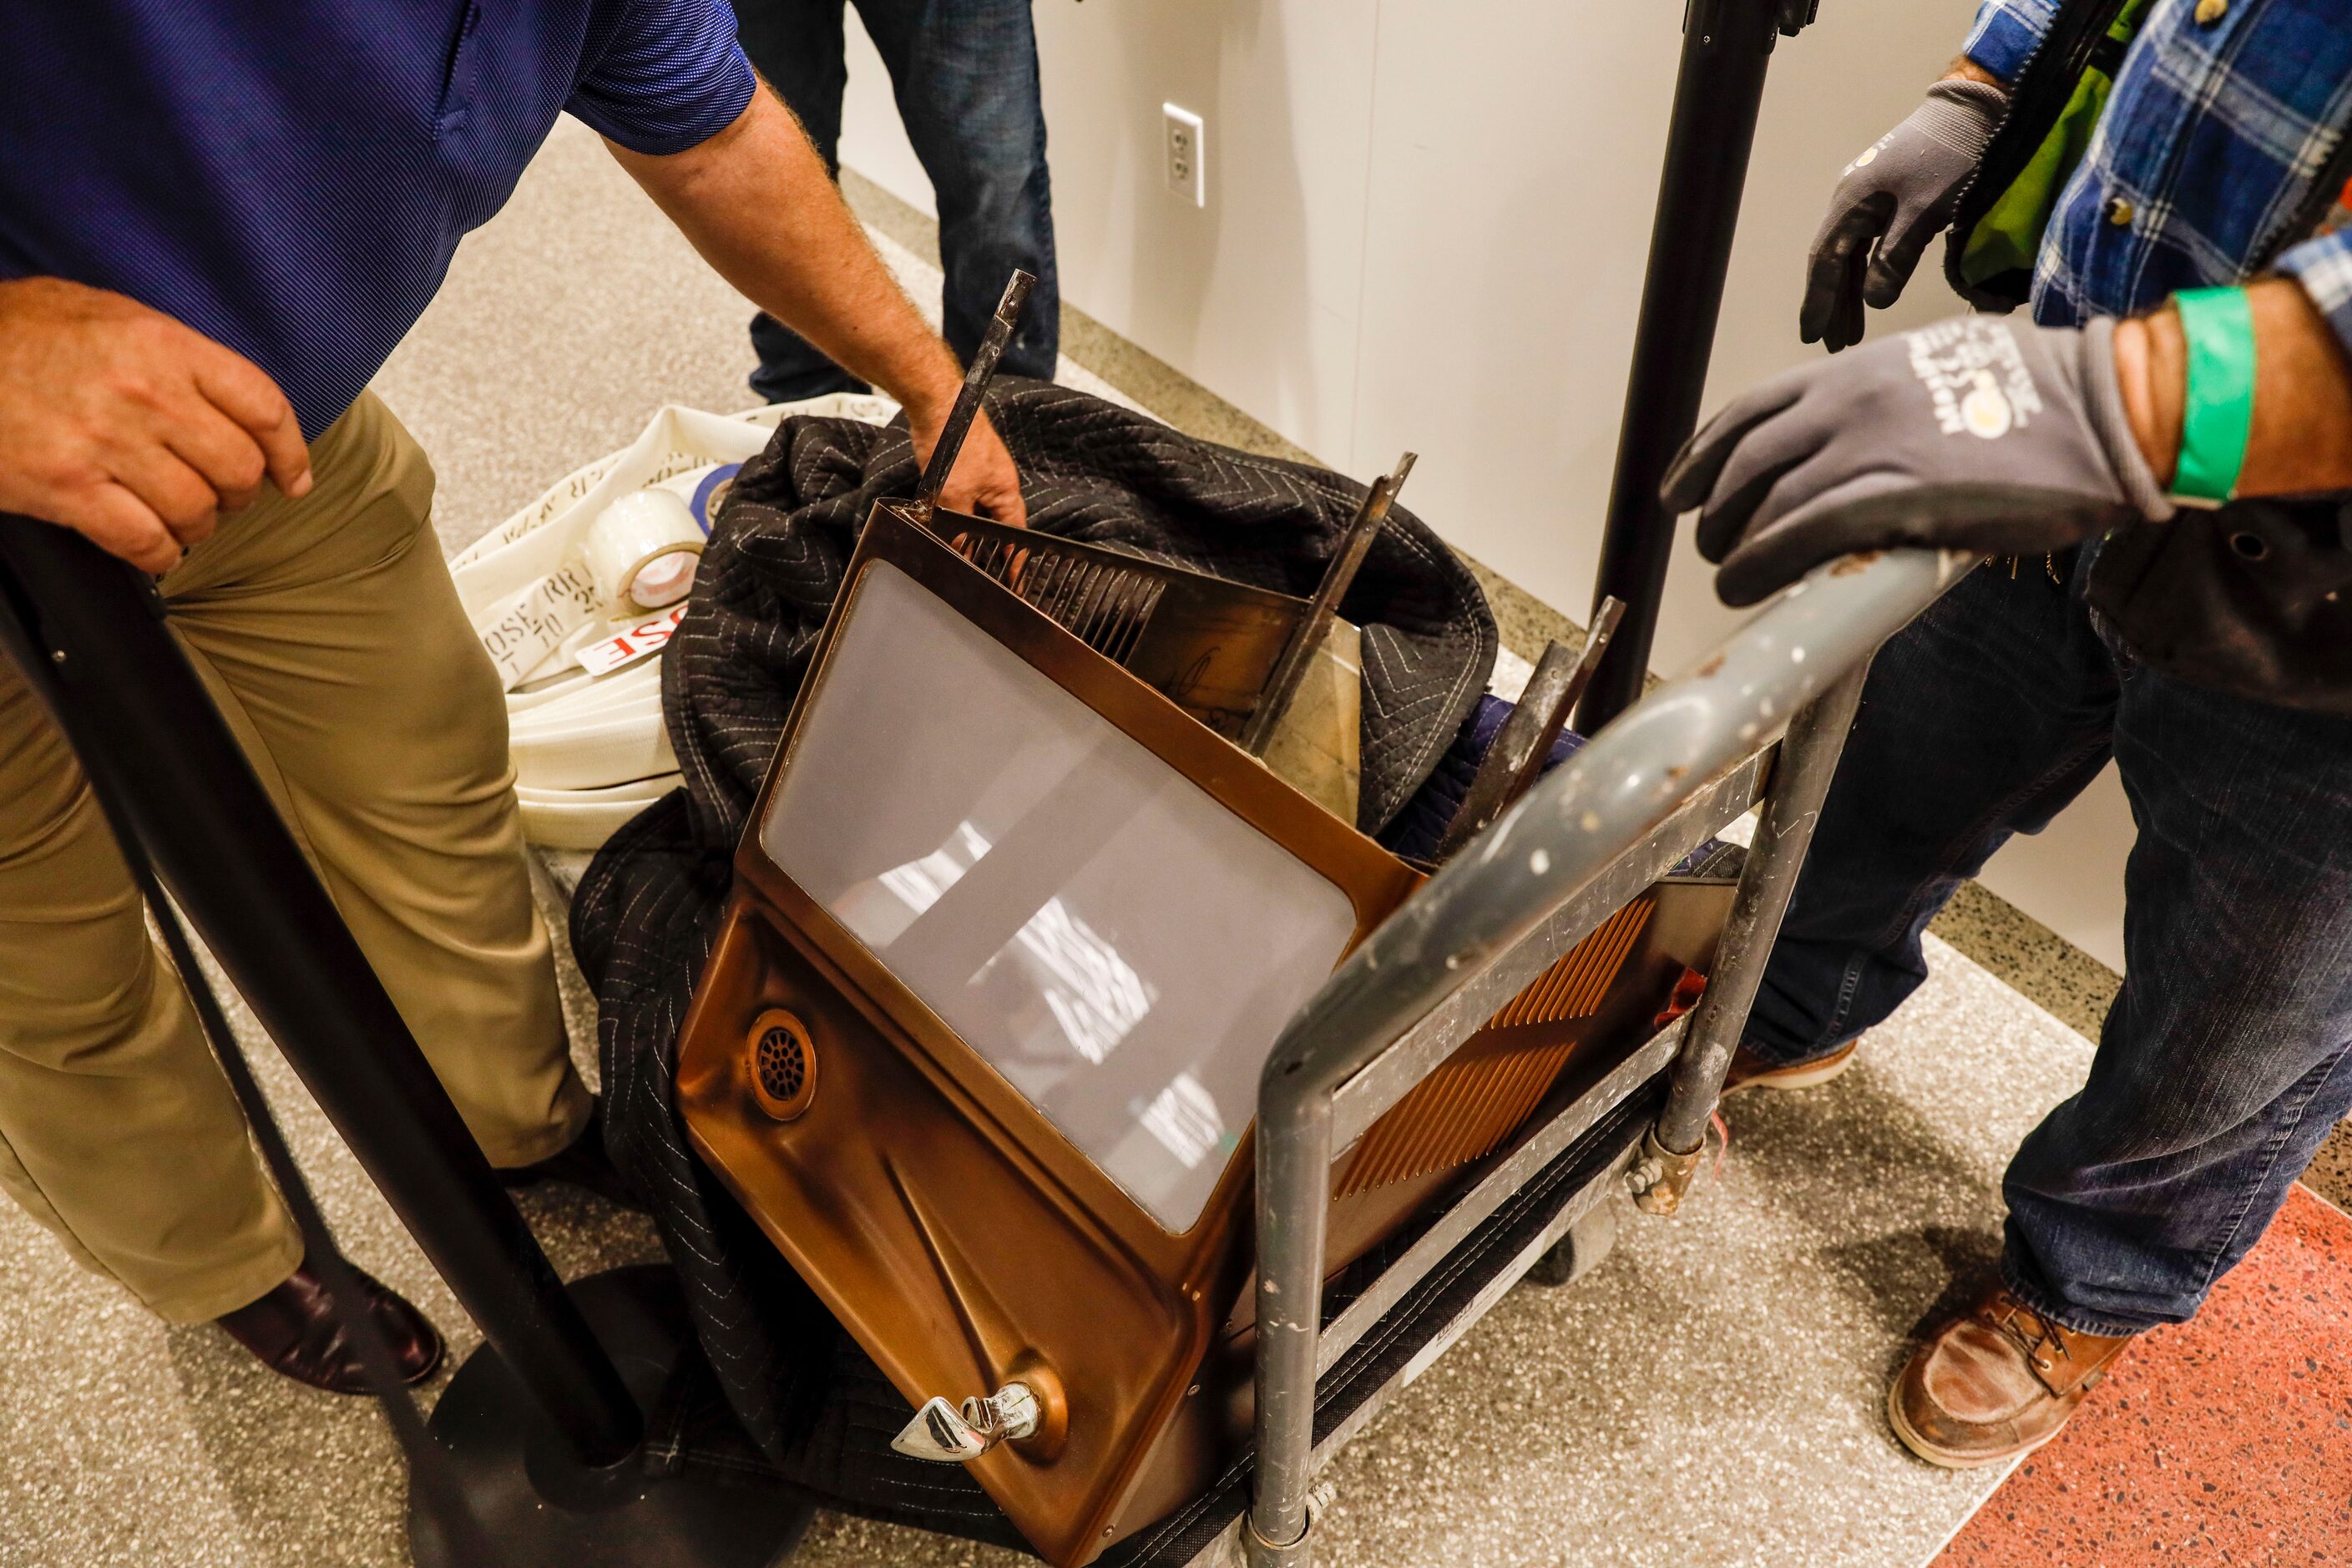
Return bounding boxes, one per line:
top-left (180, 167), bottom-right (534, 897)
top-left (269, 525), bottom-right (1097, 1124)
top-left (2172, 286), bottom-right (2257, 503)
top-left (1960, 0), bottom-right (2152, 291)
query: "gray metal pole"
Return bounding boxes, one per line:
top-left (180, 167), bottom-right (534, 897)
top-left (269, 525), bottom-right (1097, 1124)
top-left (1242, 549), bottom-right (1970, 1568)
top-left (1651, 662), bottom-right (1868, 1162)
top-left (1242, 1079), bottom-right (1333, 1563)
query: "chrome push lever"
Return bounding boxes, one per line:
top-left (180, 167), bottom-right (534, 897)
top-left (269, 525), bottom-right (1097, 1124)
top-left (890, 1381), bottom-right (1043, 1463)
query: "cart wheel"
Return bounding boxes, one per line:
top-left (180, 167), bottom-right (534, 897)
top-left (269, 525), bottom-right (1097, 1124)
top-left (1522, 1197), bottom-right (1621, 1288)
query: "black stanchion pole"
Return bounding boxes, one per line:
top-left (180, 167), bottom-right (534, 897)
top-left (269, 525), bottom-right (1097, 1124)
top-left (0, 516), bottom-right (808, 1567)
top-left (1575, 0), bottom-right (1817, 733)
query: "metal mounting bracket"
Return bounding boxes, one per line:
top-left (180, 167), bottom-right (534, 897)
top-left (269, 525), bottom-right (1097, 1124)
top-left (1627, 1120), bottom-right (1707, 1217)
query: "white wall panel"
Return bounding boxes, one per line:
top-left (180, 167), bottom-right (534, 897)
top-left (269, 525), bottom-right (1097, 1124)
top-left (847, 0), bottom-right (1380, 465)
top-left (1346, 0), bottom-right (1964, 671)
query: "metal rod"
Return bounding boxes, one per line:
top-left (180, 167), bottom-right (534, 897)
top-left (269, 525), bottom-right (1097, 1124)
top-left (0, 518), bottom-right (645, 1467)
top-left (1433, 597), bottom-right (1626, 862)
top-left (1244, 548), bottom-right (1968, 1568)
top-left (1575, 0), bottom-right (1788, 735)
top-left (1434, 639), bottom-right (1578, 862)
top-left (1652, 659), bottom-right (1869, 1156)
top-left (1241, 453), bottom-right (1415, 756)
top-left (911, 269), bottom-right (1036, 525)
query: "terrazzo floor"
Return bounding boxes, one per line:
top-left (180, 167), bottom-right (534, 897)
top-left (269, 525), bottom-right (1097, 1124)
top-left (5, 116), bottom-right (2346, 1568)
top-left (1936, 1186), bottom-right (2352, 1566)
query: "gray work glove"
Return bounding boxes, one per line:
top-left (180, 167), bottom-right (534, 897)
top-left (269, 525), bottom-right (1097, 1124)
top-left (1662, 315), bottom-right (2173, 606)
top-left (1801, 78), bottom-right (2009, 352)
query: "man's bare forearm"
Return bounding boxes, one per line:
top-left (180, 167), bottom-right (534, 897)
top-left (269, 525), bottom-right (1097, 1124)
top-left (609, 85), bottom-right (962, 421)
top-left (2115, 277), bottom-right (2352, 498)
top-left (611, 83), bottom-right (1027, 524)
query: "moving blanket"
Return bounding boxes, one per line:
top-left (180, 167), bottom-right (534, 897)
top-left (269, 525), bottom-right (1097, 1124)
top-left (570, 378), bottom-right (1495, 1550)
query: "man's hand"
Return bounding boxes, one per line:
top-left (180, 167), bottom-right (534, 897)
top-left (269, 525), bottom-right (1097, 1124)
top-left (1801, 65), bottom-right (2007, 352)
top-left (0, 278), bottom-right (312, 573)
top-left (612, 83), bottom-right (1027, 524)
top-left (1662, 314), bottom-right (2167, 605)
top-left (905, 401), bottom-right (1024, 523)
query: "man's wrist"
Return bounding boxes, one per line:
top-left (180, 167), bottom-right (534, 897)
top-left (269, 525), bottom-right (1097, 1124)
top-left (2115, 308), bottom-right (2186, 488)
top-left (1944, 55), bottom-right (2008, 91)
top-left (878, 350), bottom-right (965, 429)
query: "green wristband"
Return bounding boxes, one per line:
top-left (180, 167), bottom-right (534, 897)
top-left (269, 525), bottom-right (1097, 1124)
top-left (2170, 286), bottom-right (2256, 505)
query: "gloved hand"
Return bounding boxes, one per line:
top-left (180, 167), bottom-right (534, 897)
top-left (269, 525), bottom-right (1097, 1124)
top-left (1662, 315), bottom-right (2172, 606)
top-left (1801, 77), bottom-right (2009, 352)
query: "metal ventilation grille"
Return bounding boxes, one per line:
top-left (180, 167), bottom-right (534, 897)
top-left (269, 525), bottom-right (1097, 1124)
top-left (758, 1027), bottom-right (807, 1101)
top-left (950, 529), bottom-right (1167, 663)
top-left (1334, 897), bottom-right (1655, 1198)
top-left (749, 1010), bottom-right (817, 1121)
top-left (1485, 898), bottom-right (1653, 1030)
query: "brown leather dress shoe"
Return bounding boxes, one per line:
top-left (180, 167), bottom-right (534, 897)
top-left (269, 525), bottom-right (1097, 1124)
top-left (215, 1257), bottom-right (445, 1396)
top-left (1723, 1038), bottom-right (1859, 1094)
top-left (1889, 1282), bottom-right (2136, 1468)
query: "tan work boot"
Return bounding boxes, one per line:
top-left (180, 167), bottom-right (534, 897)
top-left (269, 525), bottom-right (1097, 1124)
top-left (1888, 1283), bottom-right (2136, 1468)
top-left (1723, 1038), bottom-right (1858, 1094)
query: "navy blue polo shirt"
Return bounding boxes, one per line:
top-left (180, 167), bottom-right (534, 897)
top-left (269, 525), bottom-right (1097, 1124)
top-left (0, 3), bottom-right (756, 437)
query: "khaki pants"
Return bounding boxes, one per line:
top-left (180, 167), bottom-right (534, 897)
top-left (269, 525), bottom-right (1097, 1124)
top-left (0, 392), bottom-right (589, 1323)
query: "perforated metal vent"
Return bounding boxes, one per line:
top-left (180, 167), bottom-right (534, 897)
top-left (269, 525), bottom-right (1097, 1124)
top-left (747, 1009), bottom-right (817, 1121)
top-left (758, 1028), bottom-right (805, 1098)
top-left (949, 528), bottom-right (1167, 662)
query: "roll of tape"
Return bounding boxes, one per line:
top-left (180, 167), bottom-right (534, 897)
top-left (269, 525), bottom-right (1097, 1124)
top-left (471, 395), bottom-right (901, 849)
top-left (586, 489), bottom-right (705, 609)
top-left (687, 463), bottom-right (741, 534)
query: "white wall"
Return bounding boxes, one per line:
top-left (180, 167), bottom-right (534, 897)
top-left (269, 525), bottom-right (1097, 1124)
top-left (840, 0), bottom-right (2133, 971)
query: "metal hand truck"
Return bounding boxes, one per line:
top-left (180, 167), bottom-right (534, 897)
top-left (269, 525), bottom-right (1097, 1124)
top-left (1233, 545), bottom-right (1971, 1567)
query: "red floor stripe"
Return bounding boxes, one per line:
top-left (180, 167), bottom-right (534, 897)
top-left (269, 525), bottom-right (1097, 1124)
top-left (1935, 1186), bottom-right (2352, 1566)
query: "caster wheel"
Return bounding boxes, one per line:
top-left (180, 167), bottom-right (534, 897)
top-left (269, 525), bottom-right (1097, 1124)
top-left (1522, 1196), bottom-right (1621, 1288)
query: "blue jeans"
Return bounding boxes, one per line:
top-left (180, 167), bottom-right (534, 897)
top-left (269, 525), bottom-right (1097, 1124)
top-left (1746, 548), bottom-right (2352, 1336)
top-left (730, 0), bottom-right (1059, 402)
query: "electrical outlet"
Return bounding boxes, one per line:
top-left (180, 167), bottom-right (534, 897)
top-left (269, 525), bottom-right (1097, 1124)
top-left (1163, 104), bottom-right (1206, 207)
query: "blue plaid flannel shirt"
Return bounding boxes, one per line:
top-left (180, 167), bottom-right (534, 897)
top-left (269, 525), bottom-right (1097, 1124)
top-left (1962, 0), bottom-right (2352, 358)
